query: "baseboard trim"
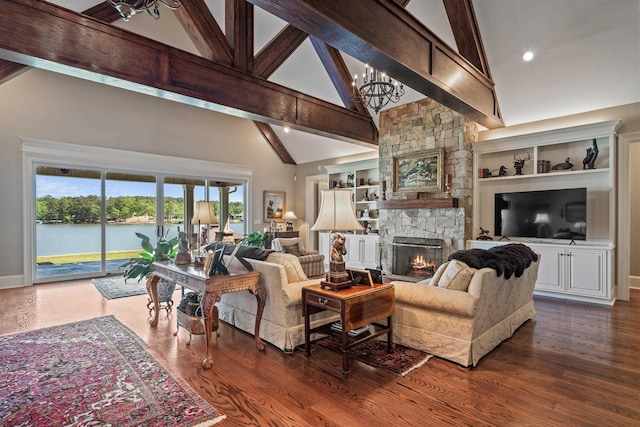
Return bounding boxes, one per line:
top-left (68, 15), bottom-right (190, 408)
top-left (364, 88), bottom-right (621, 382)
top-left (0, 275), bottom-right (29, 289)
top-left (630, 276), bottom-right (640, 290)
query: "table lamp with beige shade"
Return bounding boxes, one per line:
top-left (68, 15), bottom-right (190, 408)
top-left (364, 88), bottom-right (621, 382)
top-left (311, 189), bottom-right (363, 290)
top-left (283, 211), bottom-right (298, 231)
top-left (192, 201), bottom-right (218, 255)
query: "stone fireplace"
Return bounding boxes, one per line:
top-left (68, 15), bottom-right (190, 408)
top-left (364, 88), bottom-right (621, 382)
top-left (377, 99), bottom-right (478, 277)
top-left (392, 237), bottom-right (443, 279)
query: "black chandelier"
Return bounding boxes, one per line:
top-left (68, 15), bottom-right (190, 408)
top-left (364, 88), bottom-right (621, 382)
top-left (108, 0), bottom-right (183, 21)
top-left (352, 64), bottom-right (405, 114)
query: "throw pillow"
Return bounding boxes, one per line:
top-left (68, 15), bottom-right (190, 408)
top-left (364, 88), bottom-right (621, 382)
top-left (266, 252), bottom-right (308, 283)
top-left (429, 261), bottom-right (450, 286)
top-left (282, 243), bottom-right (303, 257)
top-left (437, 260), bottom-right (476, 291)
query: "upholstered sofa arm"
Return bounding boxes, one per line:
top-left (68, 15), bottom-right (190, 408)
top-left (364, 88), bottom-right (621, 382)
top-left (281, 279), bottom-right (324, 308)
top-left (390, 281), bottom-right (478, 317)
top-left (301, 249), bottom-right (320, 256)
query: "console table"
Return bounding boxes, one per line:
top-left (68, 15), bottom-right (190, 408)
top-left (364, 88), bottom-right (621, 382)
top-left (148, 261), bottom-right (264, 370)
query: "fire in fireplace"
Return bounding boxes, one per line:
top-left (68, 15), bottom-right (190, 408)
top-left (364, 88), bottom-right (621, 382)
top-left (392, 237), bottom-right (443, 279)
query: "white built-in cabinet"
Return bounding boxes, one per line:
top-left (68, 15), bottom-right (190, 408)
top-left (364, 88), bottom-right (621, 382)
top-left (319, 158), bottom-right (380, 270)
top-left (469, 120), bottom-right (620, 305)
top-left (468, 240), bottom-right (613, 304)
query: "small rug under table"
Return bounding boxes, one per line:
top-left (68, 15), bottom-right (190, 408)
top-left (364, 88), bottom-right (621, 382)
top-left (316, 336), bottom-right (432, 376)
top-left (0, 315), bottom-right (225, 426)
top-left (92, 275), bottom-right (147, 299)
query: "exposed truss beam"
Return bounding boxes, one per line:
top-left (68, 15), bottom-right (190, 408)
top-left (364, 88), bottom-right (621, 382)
top-left (254, 122), bottom-right (296, 164)
top-left (0, 0), bottom-right (377, 149)
top-left (442, 0), bottom-right (489, 77)
top-left (309, 36), bottom-right (368, 115)
top-left (0, 2), bottom-right (121, 84)
top-left (174, 0), bottom-right (232, 65)
top-left (247, 0), bottom-right (503, 128)
top-left (226, 0), bottom-right (254, 72)
top-left (254, 25), bottom-right (307, 78)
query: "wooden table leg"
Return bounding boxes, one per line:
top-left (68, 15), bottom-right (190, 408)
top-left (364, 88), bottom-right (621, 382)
top-left (387, 315), bottom-right (393, 352)
top-left (146, 275), bottom-right (160, 327)
top-left (251, 284), bottom-right (267, 351)
top-left (342, 328), bottom-right (350, 378)
top-left (200, 291), bottom-right (221, 370)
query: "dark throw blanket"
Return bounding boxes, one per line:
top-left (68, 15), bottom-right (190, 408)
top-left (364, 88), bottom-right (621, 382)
top-left (448, 244), bottom-right (538, 279)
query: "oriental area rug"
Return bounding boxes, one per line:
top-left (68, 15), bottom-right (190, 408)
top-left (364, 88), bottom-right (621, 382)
top-left (317, 336), bottom-right (433, 376)
top-left (0, 316), bottom-right (225, 426)
top-left (92, 275), bottom-right (147, 299)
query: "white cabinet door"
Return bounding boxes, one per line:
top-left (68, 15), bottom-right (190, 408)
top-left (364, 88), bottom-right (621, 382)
top-left (345, 234), bottom-right (361, 265)
top-left (566, 248), bottom-right (608, 298)
top-left (318, 232), bottom-right (330, 265)
top-left (528, 245), bottom-right (564, 293)
top-left (361, 235), bottom-right (379, 269)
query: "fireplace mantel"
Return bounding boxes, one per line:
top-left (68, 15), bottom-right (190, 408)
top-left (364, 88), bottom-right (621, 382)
top-left (377, 198), bottom-right (459, 209)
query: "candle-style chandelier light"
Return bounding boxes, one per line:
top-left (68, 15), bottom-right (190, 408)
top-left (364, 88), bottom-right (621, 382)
top-left (352, 64), bottom-right (405, 114)
top-left (107, 0), bottom-right (183, 21)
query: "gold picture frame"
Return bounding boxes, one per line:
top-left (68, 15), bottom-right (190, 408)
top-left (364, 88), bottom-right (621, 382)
top-left (264, 190), bottom-right (285, 222)
top-left (393, 148), bottom-right (444, 192)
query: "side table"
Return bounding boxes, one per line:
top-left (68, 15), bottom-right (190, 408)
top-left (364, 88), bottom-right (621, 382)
top-left (303, 283), bottom-right (395, 377)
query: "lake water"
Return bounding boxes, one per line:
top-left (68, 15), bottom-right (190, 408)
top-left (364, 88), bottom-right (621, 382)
top-left (36, 223), bottom-right (246, 256)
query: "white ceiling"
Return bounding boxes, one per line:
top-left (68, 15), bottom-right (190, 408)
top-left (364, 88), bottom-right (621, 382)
top-left (44, 0), bottom-right (640, 164)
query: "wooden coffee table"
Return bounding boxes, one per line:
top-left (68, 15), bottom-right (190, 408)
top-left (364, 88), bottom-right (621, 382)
top-left (303, 283), bottom-right (395, 377)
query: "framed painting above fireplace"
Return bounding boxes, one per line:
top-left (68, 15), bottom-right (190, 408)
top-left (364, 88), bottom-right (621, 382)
top-left (393, 148), bottom-right (444, 192)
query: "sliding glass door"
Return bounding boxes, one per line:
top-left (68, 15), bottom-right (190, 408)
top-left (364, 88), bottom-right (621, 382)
top-left (34, 166), bottom-right (247, 283)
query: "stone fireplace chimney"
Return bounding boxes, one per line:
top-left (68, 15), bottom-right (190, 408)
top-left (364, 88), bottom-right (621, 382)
top-left (377, 98), bottom-right (478, 277)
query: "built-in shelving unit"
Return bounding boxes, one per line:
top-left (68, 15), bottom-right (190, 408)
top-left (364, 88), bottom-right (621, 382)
top-left (325, 159), bottom-right (380, 235)
top-left (471, 120), bottom-right (621, 305)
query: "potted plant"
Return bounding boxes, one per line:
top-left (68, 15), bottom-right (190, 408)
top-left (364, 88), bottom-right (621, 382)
top-left (240, 230), bottom-right (271, 249)
top-left (120, 232), bottom-right (179, 308)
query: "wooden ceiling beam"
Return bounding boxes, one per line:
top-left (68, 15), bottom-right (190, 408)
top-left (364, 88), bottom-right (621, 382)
top-left (309, 36), bottom-right (368, 115)
top-left (247, 0), bottom-right (503, 128)
top-left (174, 0), bottom-right (233, 65)
top-left (442, 0), bottom-right (489, 77)
top-left (0, 0), bottom-right (377, 146)
top-left (0, 2), bottom-right (121, 84)
top-left (226, 0), bottom-right (254, 72)
top-left (254, 122), bottom-right (296, 164)
top-left (254, 25), bottom-right (307, 78)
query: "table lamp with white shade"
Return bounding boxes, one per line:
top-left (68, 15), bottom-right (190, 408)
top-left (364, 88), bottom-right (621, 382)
top-left (311, 189), bottom-right (363, 290)
top-left (192, 201), bottom-right (218, 253)
top-left (284, 211), bottom-right (298, 231)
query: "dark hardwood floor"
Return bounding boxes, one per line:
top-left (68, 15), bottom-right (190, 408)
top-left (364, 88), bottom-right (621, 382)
top-left (1, 281), bottom-right (638, 426)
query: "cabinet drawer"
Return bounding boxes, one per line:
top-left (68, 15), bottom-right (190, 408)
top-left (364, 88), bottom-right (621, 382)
top-left (305, 293), bottom-right (341, 311)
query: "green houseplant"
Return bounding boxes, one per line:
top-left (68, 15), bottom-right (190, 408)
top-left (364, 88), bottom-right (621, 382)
top-left (120, 232), bottom-right (179, 306)
top-left (240, 230), bottom-right (271, 249)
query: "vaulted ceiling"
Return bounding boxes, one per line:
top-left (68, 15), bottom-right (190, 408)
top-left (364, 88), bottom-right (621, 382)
top-left (1, 0), bottom-right (638, 164)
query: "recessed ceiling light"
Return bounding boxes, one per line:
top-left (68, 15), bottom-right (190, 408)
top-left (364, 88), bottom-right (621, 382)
top-left (284, 127), bottom-right (290, 133)
top-left (522, 51), bottom-right (534, 62)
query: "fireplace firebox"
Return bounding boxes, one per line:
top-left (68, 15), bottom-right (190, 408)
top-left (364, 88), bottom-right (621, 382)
top-left (392, 237), bottom-right (443, 279)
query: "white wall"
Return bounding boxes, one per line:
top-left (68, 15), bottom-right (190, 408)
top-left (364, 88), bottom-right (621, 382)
top-left (0, 68), bottom-right (296, 281)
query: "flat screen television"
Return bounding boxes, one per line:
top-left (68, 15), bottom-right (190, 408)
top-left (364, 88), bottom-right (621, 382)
top-left (494, 188), bottom-right (587, 241)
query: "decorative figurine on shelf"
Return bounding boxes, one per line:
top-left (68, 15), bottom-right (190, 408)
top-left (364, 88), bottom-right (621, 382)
top-left (361, 190), bottom-right (369, 201)
top-left (499, 165), bottom-right (507, 176)
top-left (582, 138), bottom-right (599, 169)
top-left (513, 152), bottom-right (530, 175)
top-left (346, 173), bottom-right (354, 187)
top-left (175, 229), bottom-right (192, 265)
top-left (477, 227), bottom-right (493, 240)
top-left (552, 157), bottom-right (574, 171)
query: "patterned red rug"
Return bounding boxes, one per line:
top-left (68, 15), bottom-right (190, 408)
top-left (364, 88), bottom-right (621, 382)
top-left (316, 336), bottom-right (432, 376)
top-left (0, 316), bottom-right (225, 426)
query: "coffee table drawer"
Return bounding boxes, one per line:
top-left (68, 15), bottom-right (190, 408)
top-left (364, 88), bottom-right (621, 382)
top-left (305, 293), bottom-right (341, 311)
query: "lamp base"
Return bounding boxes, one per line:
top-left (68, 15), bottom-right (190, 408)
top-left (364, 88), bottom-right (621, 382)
top-left (321, 280), bottom-right (353, 291)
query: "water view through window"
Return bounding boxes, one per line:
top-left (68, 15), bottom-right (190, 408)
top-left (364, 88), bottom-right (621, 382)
top-left (35, 167), bottom-right (245, 282)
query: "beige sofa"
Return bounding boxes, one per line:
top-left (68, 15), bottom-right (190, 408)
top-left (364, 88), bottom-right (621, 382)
top-left (217, 251), bottom-right (338, 353)
top-left (389, 253), bottom-right (540, 367)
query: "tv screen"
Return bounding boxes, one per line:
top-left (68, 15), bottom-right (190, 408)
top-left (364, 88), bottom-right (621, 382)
top-left (494, 188), bottom-right (587, 240)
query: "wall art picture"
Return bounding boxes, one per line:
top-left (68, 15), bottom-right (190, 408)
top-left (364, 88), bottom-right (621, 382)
top-left (393, 149), bottom-right (444, 192)
top-left (264, 190), bottom-right (285, 222)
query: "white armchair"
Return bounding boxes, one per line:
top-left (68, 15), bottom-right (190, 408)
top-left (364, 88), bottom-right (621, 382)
top-left (271, 237), bottom-right (325, 277)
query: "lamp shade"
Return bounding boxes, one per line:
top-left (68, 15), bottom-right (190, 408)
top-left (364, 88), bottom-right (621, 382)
top-left (311, 190), bottom-right (363, 232)
top-left (191, 201), bottom-right (218, 225)
top-left (283, 211), bottom-right (298, 220)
